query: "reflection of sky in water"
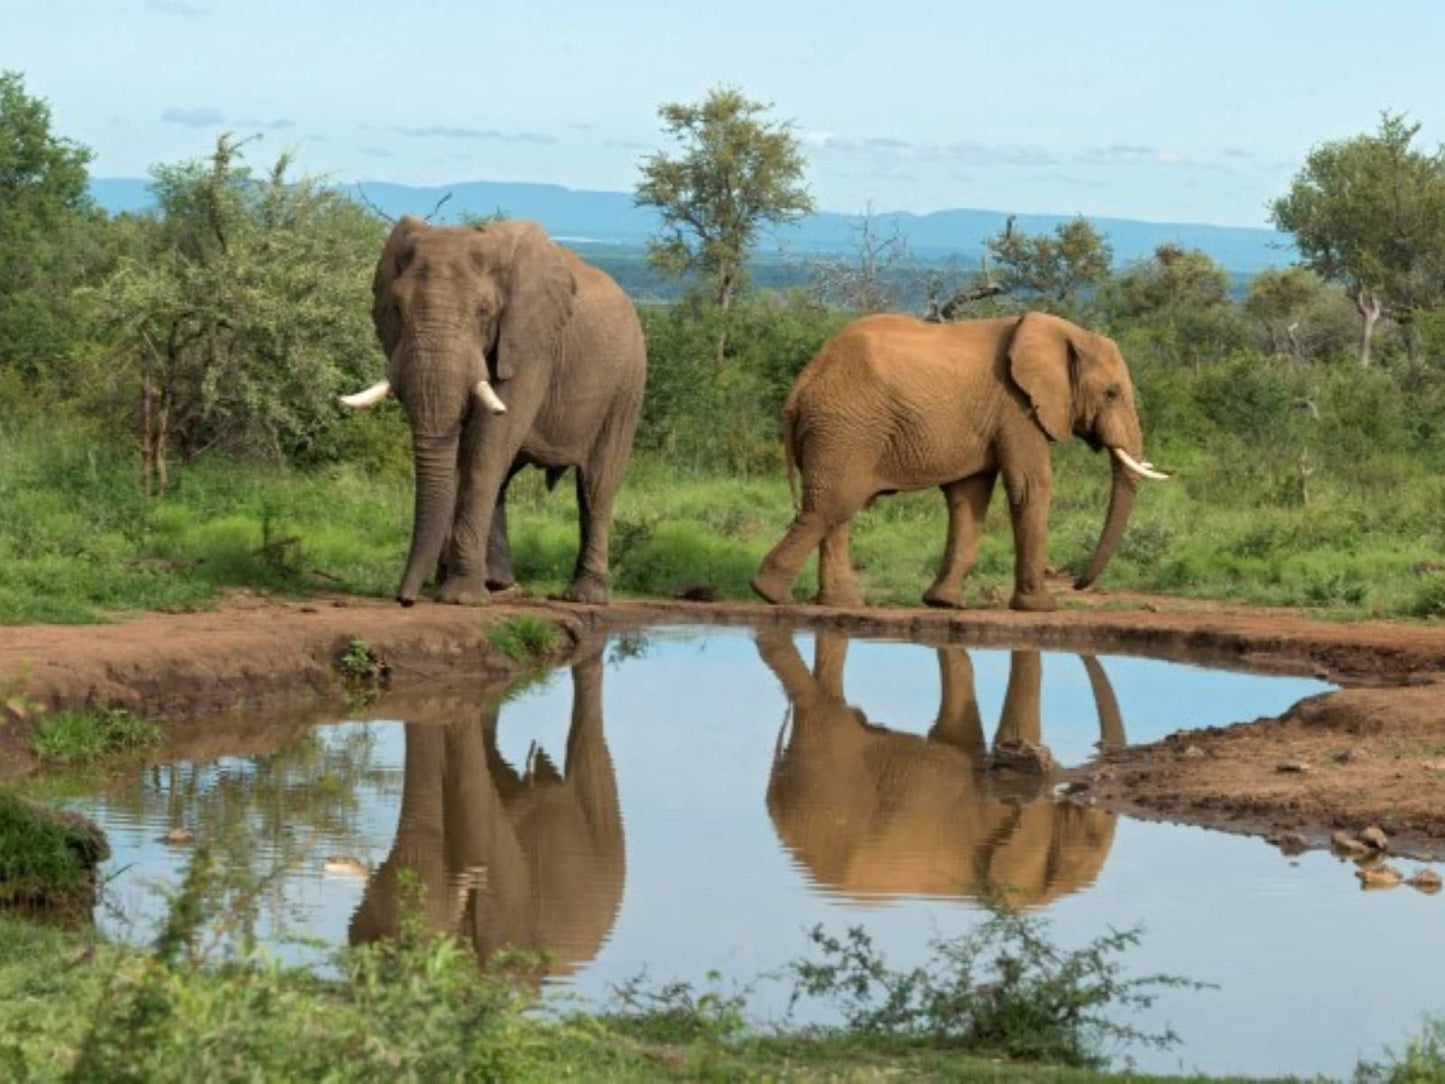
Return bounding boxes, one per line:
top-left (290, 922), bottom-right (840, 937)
top-left (66, 628), bottom-right (1445, 1080)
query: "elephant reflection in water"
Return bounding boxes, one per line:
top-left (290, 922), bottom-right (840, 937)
top-left (349, 651), bottom-right (623, 976)
top-left (758, 631), bottom-right (1123, 906)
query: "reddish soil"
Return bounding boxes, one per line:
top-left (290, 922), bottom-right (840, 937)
top-left (3, 584), bottom-right (1444, 852)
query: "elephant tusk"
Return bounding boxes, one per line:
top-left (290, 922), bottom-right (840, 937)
top-left (339, 379), bottom-right (391, 409)
top-left (474, 379), bottom-right (507, 415)
top-left (1112, 447), bottom-right (1171, 481)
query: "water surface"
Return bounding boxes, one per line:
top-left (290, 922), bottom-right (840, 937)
top-left (69, 627), bottom-right (1443, 1079)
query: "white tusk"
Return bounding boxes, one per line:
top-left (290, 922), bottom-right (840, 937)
top-left (338, 379), bottom-right (391, 409)
top-left (474, 379), bottom-right (507, 415)
top-left (1112, 447), bottom-right (1171, 481)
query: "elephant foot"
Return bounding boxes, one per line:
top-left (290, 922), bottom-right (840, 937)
top-left (815, 585), bottom-right (864, 609)
top-left (749, 569), bottom-right (792, 606)
top-left (485, 576), bottom-right (516, 592)
top-left (922, 583), bottom-right (965, 609)
top-left (559, 573), bottom-right (610, 605)
top-left (1009, 587), bottom-right (1057, 613)
top-left (436, 575), bottom-right (490, 606)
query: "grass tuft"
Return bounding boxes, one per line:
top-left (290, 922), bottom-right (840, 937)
top-left (487, 615), bottom-right (563, 664)
top-left (31, 707), bottom-right (161, 767)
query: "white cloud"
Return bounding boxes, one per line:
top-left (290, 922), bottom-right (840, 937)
top-left (161, 106), bottom-right (225, 127)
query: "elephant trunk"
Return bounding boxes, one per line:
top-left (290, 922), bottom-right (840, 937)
top-left (1073, 454), bottom-right (1138, 589)
top-left (397, 427), bottom-right (461, 604)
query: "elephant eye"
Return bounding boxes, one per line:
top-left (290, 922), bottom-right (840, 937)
top-left (1104, 384), bottom-right (1121, 401)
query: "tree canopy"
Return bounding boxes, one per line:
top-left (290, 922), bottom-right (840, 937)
top-left (986, 216), bottom-right (1113, 308)
top-left (1271, 113), bottom-right (1445, 370)
top-left (635, 88), bottom-right (814, 312)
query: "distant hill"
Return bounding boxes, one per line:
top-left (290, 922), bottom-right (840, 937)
top-left (89, 176), bottom-right (1294, 274)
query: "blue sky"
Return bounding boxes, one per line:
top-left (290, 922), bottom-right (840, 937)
top-left (6, 0), bottom-right (1445, 226)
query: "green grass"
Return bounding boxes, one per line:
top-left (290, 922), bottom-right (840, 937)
top-left (30, 708), bottom-right (161, 767)
top-left (486, 614), bottom-right (564, 663)
top-left (2, 421), bottom-right (1443, 626)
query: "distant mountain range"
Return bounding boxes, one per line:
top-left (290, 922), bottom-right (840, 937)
top-left (89, 177), bottom-right (1294, 274)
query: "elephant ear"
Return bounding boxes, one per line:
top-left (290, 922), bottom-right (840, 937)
top-left (371, 215), bottom-right (423, 359)
top-left (1007, 312), bottom-right (1077, 443)
top-left (495, 221), bottom-right (576, 382)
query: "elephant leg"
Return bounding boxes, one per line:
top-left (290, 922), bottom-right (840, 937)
top-left (923, 472), bottom-right (996, 609)
top-left (440, 433), bottom-right (525, 606)
top-left (1002, 465), bottom-right (1056, 612)
top-left (485, 462), bottom-right (526, 592)
top-left (750, 507), bottom-right (831, 605)
top-left (995, 650), bottom-right (1044, 746)
top-left (562, 427), bottom-right (631, 604)
top-left (816, 523), bottom-right (863, 608)
top-left (929, 647), bottom-right (986, 758)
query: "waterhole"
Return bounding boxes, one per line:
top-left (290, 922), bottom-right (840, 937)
top-left (64, 627), bottom-right (1442, 1078)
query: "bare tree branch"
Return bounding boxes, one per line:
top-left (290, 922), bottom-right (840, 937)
top-left (353, 184), bottom-right (395, 224)
top-left (424, 191), bottom-right (453, 223)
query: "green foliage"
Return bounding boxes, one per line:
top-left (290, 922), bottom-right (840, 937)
top-left (487, 615), bottom-right (562, 663)
top-left (0, 70), bottom-right (108, 382)
top-left (0, 792), bottom-right (89, 902)
top-left (785, 909), bottom-right (1203, 1070)
top-left (1356, 1018), bottom-right (1445, 1083)
top-left (1102, 245), bottom-right (1246, 368)
top-left (1272, 113), bottom-right (1445, 368)
top-left (635, 87), bottom-right (815, 309)
top-left (31, 707), bottom-right (160, 766)
top-left (337, 638), bottom-right (389, 707)
top-left (84, 135), bottom-right (386, 491)
top-left (987, 216), bottom-right (1114, 307)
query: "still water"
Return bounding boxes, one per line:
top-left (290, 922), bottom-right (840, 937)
top-left (67, 627), bottom-right (1443, 1078)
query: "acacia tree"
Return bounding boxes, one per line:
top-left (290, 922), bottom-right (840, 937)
top-left (1103, 244), bottom-right (1242, 370)
top-left (986, 215), bottom-right (1113, 309)
top-left (635, 88), bottom-right (813, 360)
top-left (89, 135), bottom-right (382, 493)
top-left (1272, 113), bottom-right (1445, 372)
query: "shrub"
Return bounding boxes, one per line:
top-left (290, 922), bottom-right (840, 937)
top-left (487, 615), bottom-right (562, 663)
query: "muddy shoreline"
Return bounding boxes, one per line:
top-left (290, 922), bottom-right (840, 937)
top-left (2, 589), bottom-right (1443, 854)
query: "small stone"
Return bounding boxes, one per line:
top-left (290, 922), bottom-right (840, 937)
top-left (299, 605), bottom-right (319, 614)
top-left (1332, 747), bottom-right (1366, 765)
top-left (1331, 830), bottom-right (1369, 857)
top-left (1357, 864), bottom-right (1404, 889)
top-left (1408, 869), bottom-right (1442, 894)
top-left (163, 827), bottom-right (195, 846)
top-left (1182, 745), bottom-right (1206, 760)
top-left (1275, 760), bottom-right (1310, 774)
top-left (1360, 825), bottom-right (1389, 851)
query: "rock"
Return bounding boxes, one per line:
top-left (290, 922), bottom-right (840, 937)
top-left (162, 827), bottom-right (195, 846)
top-left (1357, 864), bottom-right (1404, 889)
top-left (1331, 830), bottom-right (1369, 857)
top-left (1332, 747), bottom-right (1366, 765)
top-left (1408, 869), bottom-right (1442, 894)
top-left (990, 740), bottom-right (1058, 776)
top-left (1275, 760), bottom-right (1310, 774)
top-left (1182, 745), bottom-right (1206, 760)
top-left (1359, 825), bottom-right (1389, 852)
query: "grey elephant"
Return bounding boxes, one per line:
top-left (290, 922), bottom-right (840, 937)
top-left (750, 312), bottom-right (1169, 612)
top-left (341, 216), bottom-right (646, 606)
top-left (349, 651), bottom-right (624, 976)
top-left (758, 630), bottom-right (1123, 906)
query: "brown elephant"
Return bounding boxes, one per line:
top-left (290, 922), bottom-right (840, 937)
top-left (341, 217), bottom-right (646, 606)
top-left (758, 630), bottom-right (1121, 907)
top-left (750, 312), bottom-right (1169, 612)
top-left (349, 651), bottom-right (624, 976)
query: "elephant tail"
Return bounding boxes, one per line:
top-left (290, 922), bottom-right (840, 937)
top-left (780, 400), bottom-right (801, 512)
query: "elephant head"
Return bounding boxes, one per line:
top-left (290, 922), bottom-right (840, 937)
top-left (340, 216), bottom-right (577, 601)
top-left (760, 631), bottom-right (1120, 907)
top-left (348, 652), bottom-right (624, 976)
top-left (1008, 312), bottom-right (1168, 589)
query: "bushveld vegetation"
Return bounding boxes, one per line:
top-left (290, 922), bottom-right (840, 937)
top-left (1, 78), bottom-right (1442, 626)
